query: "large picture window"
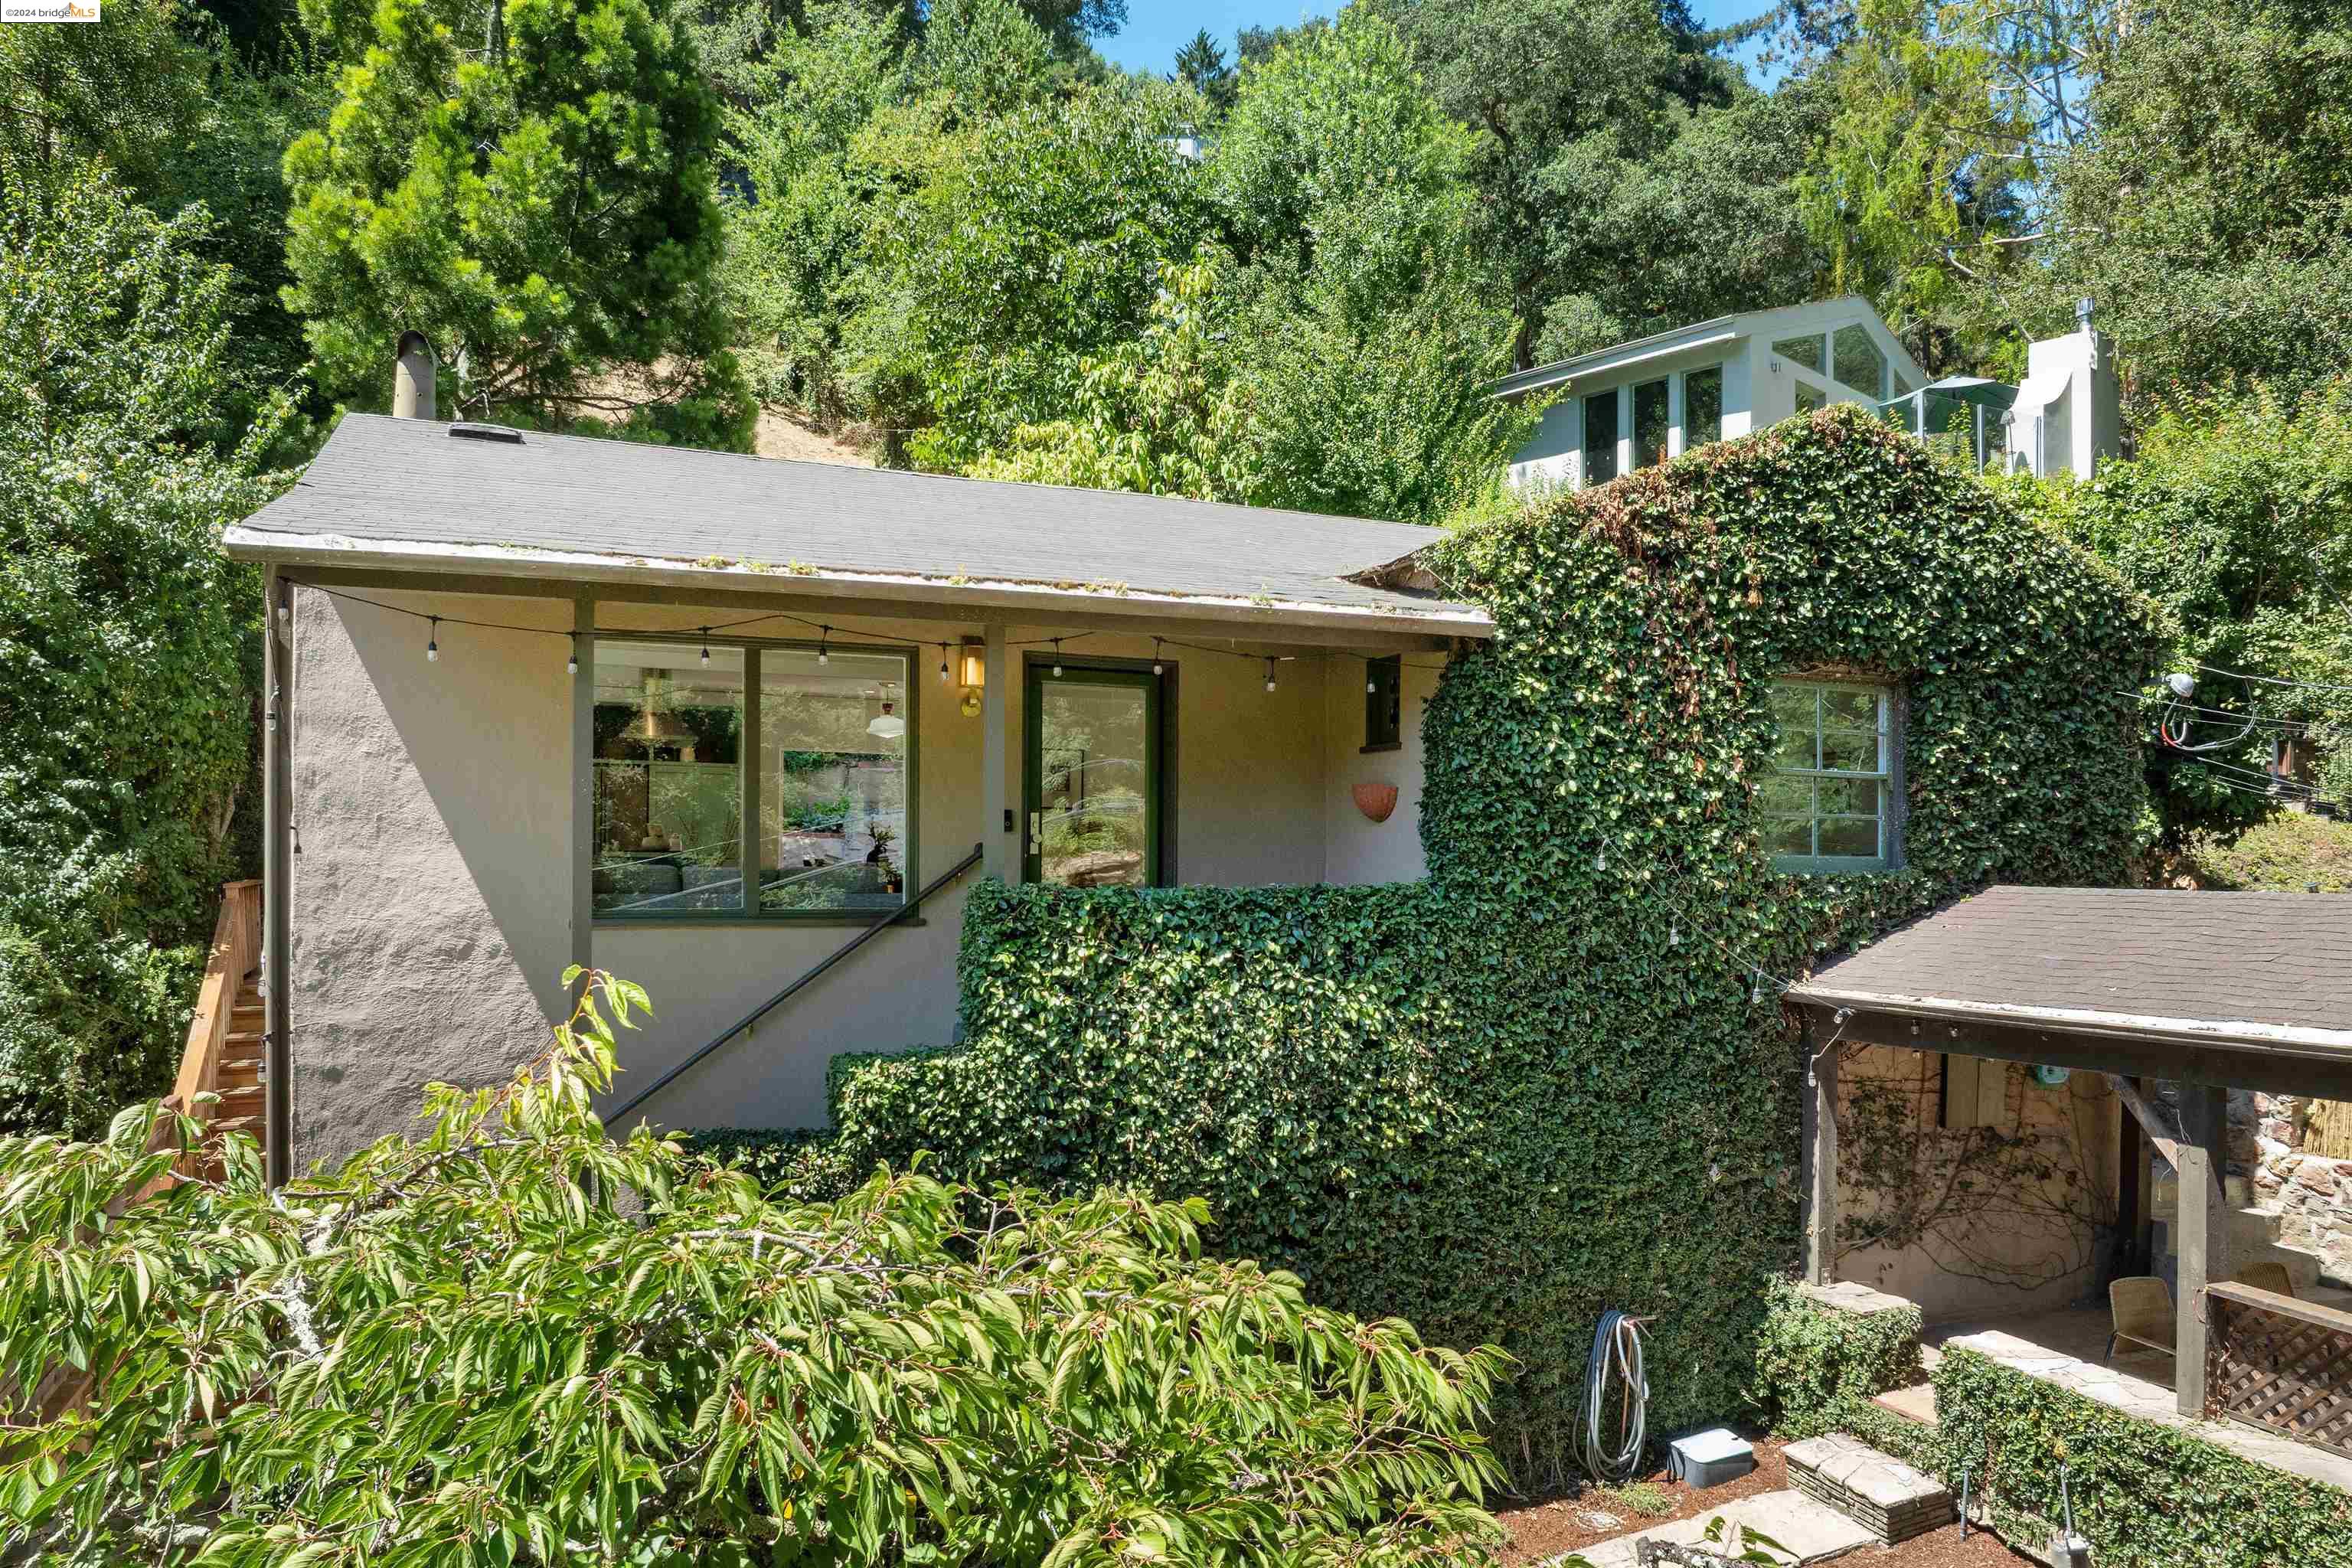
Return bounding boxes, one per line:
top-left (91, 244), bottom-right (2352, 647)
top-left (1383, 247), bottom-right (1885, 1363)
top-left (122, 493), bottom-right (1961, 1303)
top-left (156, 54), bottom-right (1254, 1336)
top-left (593, 639), bottom-right (911, 919)
top-left (1762, 681), bottom-right (1895, 872)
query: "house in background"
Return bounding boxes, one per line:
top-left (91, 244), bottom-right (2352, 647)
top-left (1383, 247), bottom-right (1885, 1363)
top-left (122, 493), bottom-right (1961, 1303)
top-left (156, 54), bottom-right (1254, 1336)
top-left (219, 378), bottom-right (1482, 1178)
top-left (1498, 296), bottom-right (2118, 488)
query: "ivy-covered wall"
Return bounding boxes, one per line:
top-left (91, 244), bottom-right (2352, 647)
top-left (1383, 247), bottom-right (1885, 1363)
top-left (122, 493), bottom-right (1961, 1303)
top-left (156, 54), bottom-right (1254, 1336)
top-left (1936, 1348), bottom-right (2352, 1567)
top-left (822, 407), bottom-right (2165, 1480)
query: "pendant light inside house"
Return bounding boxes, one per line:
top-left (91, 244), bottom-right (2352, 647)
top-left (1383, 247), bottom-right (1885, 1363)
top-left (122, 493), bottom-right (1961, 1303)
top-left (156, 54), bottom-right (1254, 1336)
top-left (621, 668), bottom-right (692, 745)
top-left (866, 687), bottom-right (906, 740)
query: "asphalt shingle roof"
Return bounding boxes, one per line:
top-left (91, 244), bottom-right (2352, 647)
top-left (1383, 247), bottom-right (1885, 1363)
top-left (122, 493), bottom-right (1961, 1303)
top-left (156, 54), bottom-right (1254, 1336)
top-left (1794, 885), bottom-right (2352, 1042)
top-left (229, 415), bottom-right (1481, 626)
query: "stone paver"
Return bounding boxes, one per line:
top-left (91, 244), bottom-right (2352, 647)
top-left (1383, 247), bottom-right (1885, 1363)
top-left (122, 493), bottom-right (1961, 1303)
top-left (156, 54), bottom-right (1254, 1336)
top-left (1943, 1328), bottom-right (2352, 1491)
top-left (1797, 1279), bottom-right (1916, 1317)
top-left (1555, 1489), bottom-right (1873, 1568)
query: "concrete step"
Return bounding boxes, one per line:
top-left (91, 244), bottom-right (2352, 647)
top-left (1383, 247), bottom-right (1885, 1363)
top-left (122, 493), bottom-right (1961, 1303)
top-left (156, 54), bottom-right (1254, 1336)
top-left (1785, 1435), bottom-right (1955, 1546)
top-left (1563, 1491), bottom-right (1873, 1568)
top-left (1870, 1383), bottom-right (1938, 1428)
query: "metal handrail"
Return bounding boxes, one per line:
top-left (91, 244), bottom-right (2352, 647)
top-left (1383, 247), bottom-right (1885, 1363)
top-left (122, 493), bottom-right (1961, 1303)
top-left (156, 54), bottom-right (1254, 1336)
top-left (603, 841), bottom-right (985, 1125)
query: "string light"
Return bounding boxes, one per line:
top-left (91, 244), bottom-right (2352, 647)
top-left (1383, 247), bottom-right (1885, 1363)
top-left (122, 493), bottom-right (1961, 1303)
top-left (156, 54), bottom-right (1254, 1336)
top-left (1264, 657), bottom-right (1277, 693)
top-left (699, 628), bottom-right (712, 668)
top-left (1152, 638), bottom-right (1164, 676)
top-left (1594, 849), bottom-right (1606, 872)
top-left (425, 617), bottom-right (439, 662)
top-left (938, 644), bottom-right (951, 682)
top-left (817, 628), bottom-right (830, 666)
top-left (1669, 920), bottom-right (1681, 947)
top-left (1051, 639), bottom-right (1063, 678)
top-left (567, 633), bottom-right (579, 675)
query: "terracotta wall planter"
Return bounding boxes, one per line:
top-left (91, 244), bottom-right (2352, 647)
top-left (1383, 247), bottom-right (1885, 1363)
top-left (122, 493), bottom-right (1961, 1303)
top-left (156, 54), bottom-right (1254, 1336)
top-left (1352, 782), bottom-right (1398, 823)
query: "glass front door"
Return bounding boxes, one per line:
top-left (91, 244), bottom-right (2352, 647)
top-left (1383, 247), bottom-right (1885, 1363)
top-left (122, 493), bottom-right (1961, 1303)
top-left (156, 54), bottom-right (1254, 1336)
top-left (1024, 664), bottom-right (1161, 887)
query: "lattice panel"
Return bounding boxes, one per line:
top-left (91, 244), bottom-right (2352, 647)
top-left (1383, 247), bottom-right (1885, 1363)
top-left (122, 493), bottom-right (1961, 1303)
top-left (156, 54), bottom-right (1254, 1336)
top-left (2207, 1293), bottom-right (2352, 1458)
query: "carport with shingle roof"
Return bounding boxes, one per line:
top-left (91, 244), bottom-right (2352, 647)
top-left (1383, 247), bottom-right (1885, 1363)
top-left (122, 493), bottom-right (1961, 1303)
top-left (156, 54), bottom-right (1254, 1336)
top-left (1785, 884), bottom-right (2352, 1422)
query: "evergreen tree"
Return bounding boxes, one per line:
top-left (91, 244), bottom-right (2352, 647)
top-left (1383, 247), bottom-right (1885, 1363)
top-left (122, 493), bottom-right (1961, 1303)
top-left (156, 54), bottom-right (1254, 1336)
top-left (283, 0), bottom-right (756, 447)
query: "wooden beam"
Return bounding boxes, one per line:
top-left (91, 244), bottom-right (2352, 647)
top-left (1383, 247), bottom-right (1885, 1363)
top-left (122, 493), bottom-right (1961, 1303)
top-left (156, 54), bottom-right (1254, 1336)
top-left (1801, 1017), bottom-right (1840, 1285)
top-left (2175, 1085), bottom-right (2229, 1419)
top-left (1796, 1003), bottom-right (2352, 1101)
top-left (2105, 1074), bottom-right (2183, 1165)
top-left (284, 566), bottom-right (1461, 652)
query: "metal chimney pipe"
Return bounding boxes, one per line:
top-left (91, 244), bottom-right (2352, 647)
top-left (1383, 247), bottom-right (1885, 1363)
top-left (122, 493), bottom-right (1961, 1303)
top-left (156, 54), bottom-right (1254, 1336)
top-left (394, 331), bottom-right (436, 420)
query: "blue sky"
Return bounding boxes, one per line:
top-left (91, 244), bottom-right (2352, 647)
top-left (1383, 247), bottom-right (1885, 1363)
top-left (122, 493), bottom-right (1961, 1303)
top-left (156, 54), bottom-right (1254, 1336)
top-left (1097, 0), bottom-right (1782, 85)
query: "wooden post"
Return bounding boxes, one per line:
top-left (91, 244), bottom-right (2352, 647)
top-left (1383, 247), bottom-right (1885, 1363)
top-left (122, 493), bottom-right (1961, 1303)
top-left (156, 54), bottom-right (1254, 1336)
top-left (571, 590), bottom-right (596, 972)
top-left (1801, 1014), bottom-right (1840, 1286)
top-left (2175, 1083), bottom-right (2229, 1418)
top-left (981, 624), bottom-right (1011, 881)
top-left (740, 645), bottom-right (761, 916)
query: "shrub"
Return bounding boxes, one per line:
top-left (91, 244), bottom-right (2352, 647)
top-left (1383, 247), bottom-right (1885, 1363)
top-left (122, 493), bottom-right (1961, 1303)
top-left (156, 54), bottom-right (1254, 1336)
top-left (1749, 1279), bottom-right (1922, 1439)
top-left (2187, 810), bottom-right (2352, 893)
top-left (0, 972), bottom-right (1511, 1566)
top-left (1936, 1345), bottom-right (2352, 1567)
top-left (822, 408), bottom-right (2164, 1484)
top-left (0, 159), bottom-right (291, 1136)
top-left (674, 1124), bottom-right (863, 1202)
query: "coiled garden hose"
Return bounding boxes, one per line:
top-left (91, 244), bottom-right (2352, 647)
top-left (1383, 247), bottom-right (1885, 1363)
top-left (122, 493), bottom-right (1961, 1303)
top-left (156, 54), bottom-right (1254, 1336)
top-left (1580, 1308), bottom-right (1649, 1483)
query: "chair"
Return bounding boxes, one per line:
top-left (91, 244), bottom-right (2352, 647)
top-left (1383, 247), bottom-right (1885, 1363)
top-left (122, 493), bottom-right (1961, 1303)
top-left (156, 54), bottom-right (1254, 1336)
top-left (2105, 1276), bottom-right (2176, 1362)
top-left (2235, 1260), bottom-right (2297, 1298)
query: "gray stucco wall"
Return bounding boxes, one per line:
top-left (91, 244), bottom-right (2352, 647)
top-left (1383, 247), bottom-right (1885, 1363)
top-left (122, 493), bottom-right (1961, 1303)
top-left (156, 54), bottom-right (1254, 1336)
top-left (285, 590), bottom-right (1441, 1153)
top-left (286, 585), bottom-right (574, 1171)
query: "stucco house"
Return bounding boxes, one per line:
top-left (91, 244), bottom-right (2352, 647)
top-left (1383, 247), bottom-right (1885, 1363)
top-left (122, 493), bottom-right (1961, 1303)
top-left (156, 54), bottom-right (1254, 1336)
top-left (1498, 296), bottom-right (2118, 488)
top-left (221, 390), bottom-right (1485, 1178)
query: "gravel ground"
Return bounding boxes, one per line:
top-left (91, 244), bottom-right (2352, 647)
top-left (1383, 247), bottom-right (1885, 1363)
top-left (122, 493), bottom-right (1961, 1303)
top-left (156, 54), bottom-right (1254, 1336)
top-left (1493, 1436), bottom-right (2034, 1566)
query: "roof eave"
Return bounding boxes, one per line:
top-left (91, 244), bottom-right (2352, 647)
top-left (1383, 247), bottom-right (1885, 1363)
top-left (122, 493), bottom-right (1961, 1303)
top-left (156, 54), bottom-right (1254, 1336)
top-left (1785, 984), bottom-right (2352, 1060)
top-left (1488, 322), bottom-right (1744, 400)
top-left (220, 526), bottom-right (1498, 641)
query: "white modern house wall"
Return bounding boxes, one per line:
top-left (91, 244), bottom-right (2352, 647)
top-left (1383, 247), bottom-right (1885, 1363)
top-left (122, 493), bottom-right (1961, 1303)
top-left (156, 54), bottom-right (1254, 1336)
top-left (1497, 296), bottom-right (1930, 492)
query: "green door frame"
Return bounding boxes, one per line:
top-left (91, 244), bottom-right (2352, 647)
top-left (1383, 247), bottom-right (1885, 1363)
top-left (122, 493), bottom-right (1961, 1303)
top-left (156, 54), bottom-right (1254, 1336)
top-left (1023, 659), bottom-right (1165, 886)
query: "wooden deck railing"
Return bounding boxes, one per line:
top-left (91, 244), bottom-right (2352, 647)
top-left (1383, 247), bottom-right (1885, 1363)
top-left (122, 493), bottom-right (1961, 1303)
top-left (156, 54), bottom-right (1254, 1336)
top-left (2205, 1280), bottom-right (2352, 1459)
top-left (145, 880), bottom-right (263, 1186)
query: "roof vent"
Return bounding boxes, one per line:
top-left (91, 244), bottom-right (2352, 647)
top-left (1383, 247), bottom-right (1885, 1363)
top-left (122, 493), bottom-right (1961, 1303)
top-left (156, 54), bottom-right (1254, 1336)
top-left (448, 422), bottom-right (525, 444)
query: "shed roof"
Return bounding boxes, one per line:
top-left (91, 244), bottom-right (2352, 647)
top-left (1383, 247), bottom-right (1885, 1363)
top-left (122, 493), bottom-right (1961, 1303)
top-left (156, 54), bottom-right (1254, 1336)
top-left (223, 415), bottom-right (1491, 639)
top-left (1788, 885), bottom-right (2352, 1056)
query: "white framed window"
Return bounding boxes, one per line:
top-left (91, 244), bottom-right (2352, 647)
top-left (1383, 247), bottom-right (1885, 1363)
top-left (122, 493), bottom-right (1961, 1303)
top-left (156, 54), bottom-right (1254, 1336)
top-left (1762, 681), bottom-right (1896, 872)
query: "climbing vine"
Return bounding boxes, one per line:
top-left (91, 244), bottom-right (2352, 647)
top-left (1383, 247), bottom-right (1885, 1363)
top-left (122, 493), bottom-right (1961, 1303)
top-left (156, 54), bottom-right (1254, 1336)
top-left (805, 407), bottom-right (2164, 1483)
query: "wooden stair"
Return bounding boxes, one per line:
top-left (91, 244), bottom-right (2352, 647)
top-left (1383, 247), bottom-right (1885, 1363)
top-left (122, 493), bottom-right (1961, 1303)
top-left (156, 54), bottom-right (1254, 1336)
top-left (141, 880), bottom-right (266, 1189)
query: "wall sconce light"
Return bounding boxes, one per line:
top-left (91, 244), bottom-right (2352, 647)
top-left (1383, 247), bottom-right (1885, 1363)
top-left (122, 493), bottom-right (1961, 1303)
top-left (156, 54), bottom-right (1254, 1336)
top-left (957, 636), bottom-right (986, 690)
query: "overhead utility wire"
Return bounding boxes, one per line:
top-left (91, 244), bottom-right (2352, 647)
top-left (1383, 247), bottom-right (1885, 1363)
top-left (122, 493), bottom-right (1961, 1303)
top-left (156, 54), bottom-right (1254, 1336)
top-left (2195, 663), bottom-right (2352, 697)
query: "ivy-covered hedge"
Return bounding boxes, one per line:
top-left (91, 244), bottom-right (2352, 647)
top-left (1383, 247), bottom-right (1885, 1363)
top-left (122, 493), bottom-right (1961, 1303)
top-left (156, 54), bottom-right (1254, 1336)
top-left (1750, 1280), bottom-right (1922, 1439)
top-left (824, 407), bottom-right (2164, 1481)
top-left (1936, 1347), bottom-right (2352, 1567)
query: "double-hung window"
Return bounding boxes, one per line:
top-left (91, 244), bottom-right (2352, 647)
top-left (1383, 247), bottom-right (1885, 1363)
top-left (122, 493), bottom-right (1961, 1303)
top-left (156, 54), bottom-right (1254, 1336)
top-left (592, 638), bottom-right (913, 920)
top-left (1764, 681), bottom-right (1896, 872)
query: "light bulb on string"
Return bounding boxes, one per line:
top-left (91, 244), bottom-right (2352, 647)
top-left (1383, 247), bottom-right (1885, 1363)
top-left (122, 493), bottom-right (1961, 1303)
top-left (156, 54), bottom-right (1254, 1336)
top-left (1750, 972), bottom-right (1767, 1005)
top-left (1264, 657), bottom-right (1277, 693)
top-left (1152, 638), bottom-right (1164, 676)
top-left (567, 633), bottom-right (579, 675)
top-left (426, 616), bottom-right (439, 662)
top-left (818, 629), bottom-right (830, 667)
top-left (939, 644), bottom-right (951, 682)
top-left (699, 629), bottom-right (711, 668)
top-left (1365, 658), bottom-right (1377, 694)
top-left (1051, 639), bottom-right (1063, 678)
top-left (1669, 920), bottom-right (1681, 947)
